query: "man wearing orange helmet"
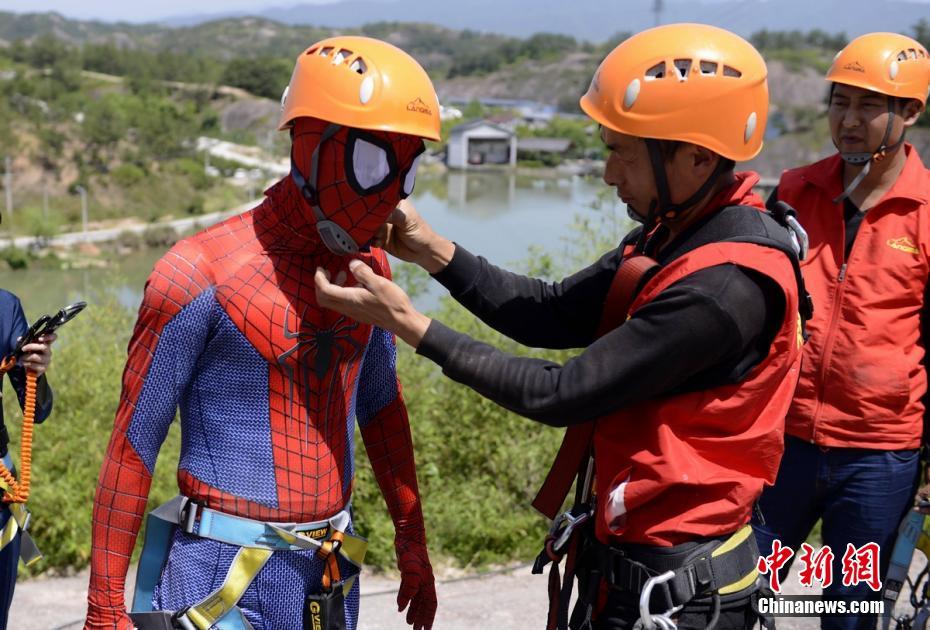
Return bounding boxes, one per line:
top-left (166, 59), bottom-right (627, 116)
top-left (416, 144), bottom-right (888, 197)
top-left (84, 37), bottom-right (438, 630)
top-left (316, 24), bottom-right (808, 629)
top-left (753, 33), bottom-right (930, 629)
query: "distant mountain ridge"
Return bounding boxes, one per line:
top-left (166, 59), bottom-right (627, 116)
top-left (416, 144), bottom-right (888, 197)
top-left (163, 0), bottom-right (930, 41)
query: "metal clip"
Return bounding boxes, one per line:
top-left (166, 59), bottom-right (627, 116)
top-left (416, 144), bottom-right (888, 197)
top-left (785, 215), bottom-right (809, 261)
top-left (550, 508), bottom-right (593, 555)
top-left (634, 570), bottom-right (682, 630)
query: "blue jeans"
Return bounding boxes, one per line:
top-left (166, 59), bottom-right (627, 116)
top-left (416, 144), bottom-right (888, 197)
top-left (753, 435), bottom-right (920, 630)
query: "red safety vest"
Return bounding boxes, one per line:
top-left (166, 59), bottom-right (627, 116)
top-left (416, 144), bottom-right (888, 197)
top-left (778, 145), bottom-right (930, 450)
top-left (592, 240), bottom-right (803, 546)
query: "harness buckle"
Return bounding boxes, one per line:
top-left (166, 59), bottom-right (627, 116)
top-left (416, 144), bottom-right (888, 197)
top-left (177, 497), bottom-right (201, 535)
top-left (171, 607), bottom-right (197, 630)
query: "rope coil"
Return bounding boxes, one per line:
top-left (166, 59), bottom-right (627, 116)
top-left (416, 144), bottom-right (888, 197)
top-left (0, 355), bottom-right (36, 504)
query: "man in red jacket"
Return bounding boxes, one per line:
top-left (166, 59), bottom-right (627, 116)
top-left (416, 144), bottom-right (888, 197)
top-left (753, 32), bottom-right (930, 629)
top-left (316, 24), bottom-right (808, 629)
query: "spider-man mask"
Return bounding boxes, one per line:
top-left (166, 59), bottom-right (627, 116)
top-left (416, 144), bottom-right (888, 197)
top-left (290, 117), bottom-right (425, 255)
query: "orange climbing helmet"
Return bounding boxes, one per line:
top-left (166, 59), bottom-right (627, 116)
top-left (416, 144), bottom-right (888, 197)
top-left (827, 32), bottom-right (930, 105)
top-left (580, 23), bottom-right (769, 162)
top-left (278, 35), bottom-right (441, 141)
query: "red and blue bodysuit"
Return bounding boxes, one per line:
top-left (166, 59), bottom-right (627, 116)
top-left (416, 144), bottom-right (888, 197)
top-left (85, 119), bottom-right (435, 629)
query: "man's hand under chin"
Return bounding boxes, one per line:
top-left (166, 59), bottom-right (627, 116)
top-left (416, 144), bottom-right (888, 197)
top-left (315, 259), bottom-right (432, 348)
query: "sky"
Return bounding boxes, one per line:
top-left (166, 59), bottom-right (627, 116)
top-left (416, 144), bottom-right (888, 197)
top-left (0, 1), bottom-right (332, 23)
top-left (4, 0), bottom-right (930, 26)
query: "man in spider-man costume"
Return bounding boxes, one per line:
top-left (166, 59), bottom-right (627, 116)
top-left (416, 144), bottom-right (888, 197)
top-left (84, 36), bottom-right (440, 630)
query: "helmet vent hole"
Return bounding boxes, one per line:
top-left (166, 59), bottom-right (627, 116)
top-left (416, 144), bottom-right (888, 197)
top-left (898, 51), bottom-right (908, 62)
top-left (350, 58), bottom-right (367, 75)
top-left (908, 48), bottom-right (918, 60)
top-left (700, 60), bottom-right (718, 75)
top-left (332, 49), bottom-right (352, 65)
top-left (644, 62), bottom-right (666, 81)
top-left (320, 47), bottom-right (334, 57)
top-left (673, 59), bottom-right (692, 80)
top-left (723, 65), bottom-right (742, 78)
top-left (307, 47), bottom-right (319, 55)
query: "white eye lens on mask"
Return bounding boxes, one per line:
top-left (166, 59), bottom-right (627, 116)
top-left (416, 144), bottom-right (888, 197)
top-left (351, 137), bottom-right (392, 192)
top-left (402, 154), bottom-right (422, 198)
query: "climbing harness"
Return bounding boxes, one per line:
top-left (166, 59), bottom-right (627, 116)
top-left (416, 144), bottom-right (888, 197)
top-left (131, 496), bottom-right (368, 630)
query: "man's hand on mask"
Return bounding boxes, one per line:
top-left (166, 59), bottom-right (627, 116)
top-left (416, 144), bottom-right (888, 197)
top-left (315, 260), bottom-right (431, 349)
top-left (370, 199), bottom-right (455, 274)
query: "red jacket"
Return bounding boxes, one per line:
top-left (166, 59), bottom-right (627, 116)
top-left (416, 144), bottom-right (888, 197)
top-left (594, 176), bottom-right (803, 546)
top-left (779, 145), bottom-right (930, 450)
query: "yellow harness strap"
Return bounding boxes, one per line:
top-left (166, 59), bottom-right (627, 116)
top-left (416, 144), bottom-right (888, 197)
top-left (182, 547), bottom-right (274, 630)
top-left (715, 525), bottom-right (759, 595)
top-left (178, 525), bottom-right (368, 628)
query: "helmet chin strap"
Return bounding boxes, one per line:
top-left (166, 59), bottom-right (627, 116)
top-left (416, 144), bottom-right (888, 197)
top-left (637, 139), bottom-right (729, 252)
top-left (290, 123), bottom-right (361, 256)
top-left (833, 98), bottom-right (904, 204)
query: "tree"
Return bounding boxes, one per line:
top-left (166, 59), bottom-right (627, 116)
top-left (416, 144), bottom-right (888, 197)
top-left (220, 57), bottom-right (292, 100)
top-left (915, 19), bottom-right (930, 51)
top-left (82, 96), bottom-right (128, 152)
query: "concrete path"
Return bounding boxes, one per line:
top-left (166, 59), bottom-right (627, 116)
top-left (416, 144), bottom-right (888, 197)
top-left (5, 200), bottom-right (259, 250)
top-left (8, 558), bottom-right (882, 630)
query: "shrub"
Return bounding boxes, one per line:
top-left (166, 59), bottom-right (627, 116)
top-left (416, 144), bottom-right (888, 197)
top-left (142, 225), bottom-right (178, 249)
top-left (0, 246), bottom-right (28, 270)
top-left (115, 230), bottom-right (142, 251)
top-left (110, 163), bottom-right (146, 189)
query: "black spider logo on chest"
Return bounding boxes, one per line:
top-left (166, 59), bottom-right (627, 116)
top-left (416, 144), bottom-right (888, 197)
top-left (276, 304), bottom-right (364, 427)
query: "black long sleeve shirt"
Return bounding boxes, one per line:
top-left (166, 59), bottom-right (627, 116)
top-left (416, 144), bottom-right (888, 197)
top-left (417, 240), bottom-right (784, 427)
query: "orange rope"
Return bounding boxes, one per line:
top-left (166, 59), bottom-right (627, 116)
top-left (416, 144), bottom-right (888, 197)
top-left (318, 530), bottom-right (345, 591)
top-left (0, 356), bottom-right (36, 504)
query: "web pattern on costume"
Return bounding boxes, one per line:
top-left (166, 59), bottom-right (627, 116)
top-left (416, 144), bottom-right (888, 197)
top-left (86, 175), bottom-right (426, 628)
top-left (293, 121), bottom-right (424, 249)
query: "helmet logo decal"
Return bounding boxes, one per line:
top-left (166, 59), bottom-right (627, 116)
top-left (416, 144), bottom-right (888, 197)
top-left (843, 61), bottom-right (866, 73)
top-left (406, 97), bottom-right (433, 116)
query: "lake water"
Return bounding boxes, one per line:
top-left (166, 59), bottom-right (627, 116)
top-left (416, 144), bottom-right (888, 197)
top-left (0, 170), bottom-right (628, 321)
